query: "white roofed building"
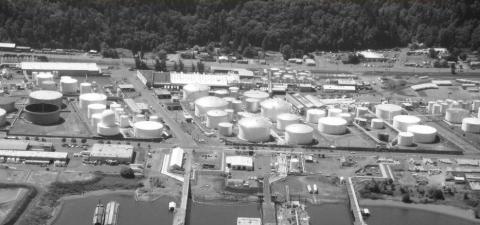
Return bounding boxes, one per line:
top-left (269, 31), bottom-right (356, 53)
top-left (170, 72), bottom-right (239, 88)
top-left (169, 147), bottom-right (184, 170)
top-left (226, 156), bottom-right (253, 171)
top-left (21, 62), bottom-right (101, 76)
top-left (323, 85), bottom-right (356, 92)
top-left (357, 50), bottom-right (387, 62)
top-left (88, 144), bottom-right (133, 163)
top-left (210, 66), bottom-right (254, 78)
top-left (0, 42), bottom-right (16, 50)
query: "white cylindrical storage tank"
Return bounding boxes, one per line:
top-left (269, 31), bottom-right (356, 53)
top-left (318, 117), bottom-right (347, 135)
top-left (392, 115), bottom-right (421, 132)
top-left (0, 108), bottom-right (6, 127)
top-left (91, 113), bottom-right (102, 127)
top-left (114, 108), bottom-right (124, 121)
top-left (339, 113), bottom-right (352, 125)
top-left (276, 113), bottom-right (300, 130)
top-left (427, 101), bottom-right (435, 113)
top-left (407, 125), bottom-right (437, 143)
top-left (134, 114), bottom-right (145, 122)
top-left (356, 106), bottom-right (368, 118)
top-left (218, 122), bottom-right (233, 136)
top-left (260, 98), bottom-right (290, 120)
top-left (375, 104), bottom-right (403, 120)
top-left (243, 90), bottom-right (269, 102)
top-left (97, 122), bottom-right (120, 136)
top-left (87, 103), bottom-right (106, 118)
top-left (40, 80), bottom-right (56, 90)
top-left (450, 101), bottom-right (461, 109)
top-left (397, 132), bottom-right (414, 146)
top-left (60, 76), bottom-right (72, 81)
top-left (101, 110), bottom-right (116, 127)
top-left (194, 96), bottom-right (228, 117)
top-left (461, 117), bottom-right (480, 133)
top-left (231, 100), bottom-right (243, 113)
top-left (119, 115), bottom-right (130, 128)
top-left (36, 72), bottom-right (54, 86)
top-left (79, 93), bottom-right (107, 109)
top-left (206, 110), bottom-right (228, 129)
top-left (285, 124), bottom-right (313, 145)
top-left (328, 108), bottom-right (342, 117)
top-left (133, 121), bottom-right (163, 139)
top-left (371, 118), bottom-right (384, 129)
top-left (214, 89), bottom-right (229, 98)
top-left (445, 108), bottom-right (469, 124)
top-left (440, 103), bottom-right (449, 114)
top-left (237, 117), bottom-right (271, 142)
top-left (60, 78), bottom-right (78, 94)
top-left (29, 90), bottom-right (63, 107)
top-left (472, 100), bottom-right (480, 112)
top-left (432, 104), bottom-right (441, 115)
top-left (80, 82), bottom-right (92, 94)
top-left (222, 97), bottom-right (235, 109)
top-left (225, 109), bottom-right (234, 122)
top-left (306, 109), bottom-right (326, 123)
top-left (149, 115), bottom-right (159, 122)
top-left (229, 87), bottom-right (239, 97)
top-left (109, 102), bottom-right (121, 111)
top-left (183, 83), bottom-right (210, 101)
top-left (245, 98), bottom-right (261, 113)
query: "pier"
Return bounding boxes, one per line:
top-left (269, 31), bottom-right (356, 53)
top-left (172, 150), bottom-right (192, 225)
top-left (346, 177), bottom-right (367, 225)
top-left (261, 175), bottom-right (276, 225)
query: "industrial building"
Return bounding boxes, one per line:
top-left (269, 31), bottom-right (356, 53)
top-left (21, 62), bottom-right (101, 76)
top-left (0, 42), bottom-right (16, 51)
top-left (88, 144), bottom-right (133, 163)
top-left (137, 71), bottom-right (240, 90)
top-left (0, 150), bottom-right (68, 162)
top-left (0, 139), bottom-right (54, 151)
top-left (210, 66), bottom-right (255, 78)
top-left (357, 50), bottom-right (387, 62)
top-left (169, 147), bottom-right (184, 170)
top-left (226, 156), bottom-right (253, 171)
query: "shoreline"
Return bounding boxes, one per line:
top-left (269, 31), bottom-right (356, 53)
top-left (360, 199), bottom-right (479, 223)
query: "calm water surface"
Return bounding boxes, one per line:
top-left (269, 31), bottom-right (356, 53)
top-left (306, 203), bottom-right (353, 225)
top-left (188, 201), bottom-right (261, 225)
top-left (54, 193), bottom-right (176, 225)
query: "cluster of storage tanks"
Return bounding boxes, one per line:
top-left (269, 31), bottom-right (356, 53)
top-left (426, 99), bottom-right (480, 134)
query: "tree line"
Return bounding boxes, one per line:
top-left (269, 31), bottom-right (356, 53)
top-left (1, 0), bottom-right (480, 55)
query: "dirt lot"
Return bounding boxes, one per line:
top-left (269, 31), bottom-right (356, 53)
top-left (271, 175), bottom-right (346, 203)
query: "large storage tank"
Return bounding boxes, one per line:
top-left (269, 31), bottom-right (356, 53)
top-left (243, 90), bottom-right (269, 102)
top-left (339, 113), bottom-right (352, 125)
top-left (229, 87), bottom-right (239, 97)
top-left (222, 97), bottom-right (236, 108)
top-left (225, 109), bottom-right (234, 121)
top-left (371, 118), bottom-right (384, 129)
top-left (375, 104), bottom-right (403, 120)
top-left (0, 97), bottom-right (16, 112)
top-left (60, 78), bottom-right (78, 94)
top-left (327, 108), bottom-right (342, 117)
top-left (87, 104), bottom-right (106, 118)
top-left (461, 117), bottom-right (480, 133)
top-left (23, 103), bottom-right (61, 125)
top-left (100, 110), bottom-right (116, 127)
top-left (133, 121), bottom-right (163, 139)
top-left (218, 122), bottom-right (233, 136)
top-left (183, 83), bottom-right (210, 101)
top-left (306, 109), bottom-right (326, 123)
top-left (276, 113), bottom-right (300, 130)
top-left (245, 98), bottom-right (261, 113)
top-left (134, 114), bottom-right (145, 122)
top-left (97, 122), bottom-right (120, 136)
top-left (79, 93), bottom-right (107, 109)
top-left (356, 106), bottom-right (369, 118)
top-left (206, 110), bottom-right (228, 129)
top-left (109, 102), bottom-right (122, 111)
top-left (80, 82), bottom-right (92, 94)
top-left (29, 90), bottom-right (63, 107)
top-left (397, 132), bottom-right (414, 146)
top-left (231, 100), bottom-right (243, 112)
top-left (91, 113), bottom-right (102, 127)
top-left (407, 125), bottom-right (437, 143)
top-left (114, 108), bottom-right (124, 121)
top-left (260, 98), bottom-right (290, 120)
top-left (237, 117), bottom-right (271, 142)
top-left (285, 124), bottom-right (313, 145)
top-left (318, 117), bottom-right (347, 135)
top-left (40, 80), bottom-right (56, 90)
top-left (445, 108), bottom-right (469, 124)
top-left (0, 108), bottom-right (6, 126)
top-left (214, 89), bottom-right (229, 98)
top-left (392, 115), bottom-right (421, 132)
top-left (472, 100), bottom-right (480, 112)
top-left (119, 115), bottom-right (130, 128)
top-left (194, 96), bottom-right (228, 117)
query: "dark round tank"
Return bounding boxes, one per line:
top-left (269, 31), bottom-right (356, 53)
top-left (24, 103), bottom-right (61, 125)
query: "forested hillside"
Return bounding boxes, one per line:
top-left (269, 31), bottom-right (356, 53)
top-left (1, 0), bottom-right (480, 53)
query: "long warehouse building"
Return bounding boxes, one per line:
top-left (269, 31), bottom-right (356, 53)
top-left (21, 62), bottom-right (101, 76)
top-left (0, 150), bottom-right (68, 161)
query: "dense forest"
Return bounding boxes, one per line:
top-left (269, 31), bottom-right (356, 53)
top-left (1, 0), bottom-right (480, 54)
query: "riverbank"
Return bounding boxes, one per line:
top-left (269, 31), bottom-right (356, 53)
top-left (360, 199), bottom-right (480, 223)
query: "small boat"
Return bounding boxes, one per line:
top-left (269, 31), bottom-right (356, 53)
top-left (169, 201), bottom-right (176, 212)
top-left (104, 201), bottom-right (120, 225)
top-left (92, 201), bottom-right (105, 225)
top-left (307, 184), bottom-right (312, 194)
top-left (313, 184), bottom-right (318, 194)
top-left (361, 208), bottom-right (371, 217)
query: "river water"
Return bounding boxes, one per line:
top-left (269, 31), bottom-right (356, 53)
top-left (306, 203), bottom-right (353, 225)
top-left (187, 201), bottom-right (261, 225)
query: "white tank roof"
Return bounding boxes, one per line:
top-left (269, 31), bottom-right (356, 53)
top-left (218, 122), bottom-right (233, 128)
top-left (376, 104), bottom-right (402, 112)
top-left (398, 132), bottom-right (414, 137)
top-left (407, 125), bottom-right (437, 135)
top-left (285, 124), bottom-right (314, 133)
top-left (207, 109), bottom-right (228, 117)
top-left (183, 83), bottom-right (209, 92)
top-left (79, 93), bottom-right (107, 101)
top-left (243, 90), bottom-right (269, 99)
top-left (277, 113), bottom-right (299, 121)
top-left (134, 121), bottom-right (164, 130)
top-left (29, 90), bottom-right (62, 100)
top-left (463, 117), bottom-right (480, 125)
top-left (318, 117), bottom-right (347, 126)
top-left (195, 96), bottom-right (228, 108)
top-left (238, 117), bottom-right (271, 128)
top-left (393, 115), bottom-right (421, 123)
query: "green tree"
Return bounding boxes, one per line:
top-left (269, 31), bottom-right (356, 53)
top-left (178, 60), bottom-right (184, 72)
top-left (120, 167), bottom-right (135, 178)
top-left (280, 44), bottom-right (293, 60)
top-left (197, 61), bottom-right (205, 73)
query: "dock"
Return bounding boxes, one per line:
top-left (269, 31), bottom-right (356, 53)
top-left (346, 177), bottom-right (367, 225)
top-left (172, 150), bottom-right (192, 225)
